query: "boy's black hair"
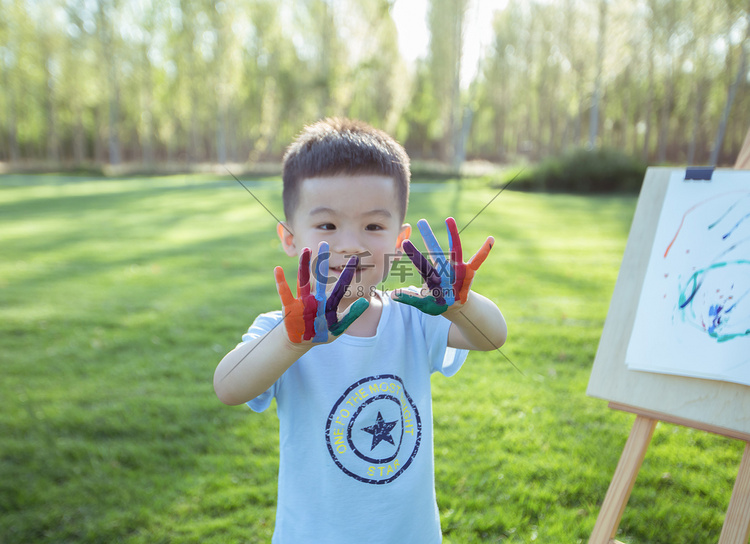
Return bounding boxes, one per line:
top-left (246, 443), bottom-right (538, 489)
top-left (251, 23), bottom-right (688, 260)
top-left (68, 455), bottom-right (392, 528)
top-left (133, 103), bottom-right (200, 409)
top-left (282, 118), bottom-right (410, 222)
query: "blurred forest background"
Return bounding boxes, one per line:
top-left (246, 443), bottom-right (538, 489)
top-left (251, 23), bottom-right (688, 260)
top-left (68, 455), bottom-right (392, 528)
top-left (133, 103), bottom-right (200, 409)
top-left (1, 0), bottom-right (748, 173)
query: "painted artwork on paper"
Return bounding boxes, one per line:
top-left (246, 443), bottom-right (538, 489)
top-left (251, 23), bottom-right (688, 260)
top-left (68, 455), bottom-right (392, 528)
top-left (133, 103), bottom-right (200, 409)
top-left (625, 170), bottom-right (750, 386)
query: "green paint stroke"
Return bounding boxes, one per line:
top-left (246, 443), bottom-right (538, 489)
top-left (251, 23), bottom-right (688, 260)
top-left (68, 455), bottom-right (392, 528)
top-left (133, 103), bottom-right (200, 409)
top-left (392, 293), bottom-right (448, 316)
top-left (329, 298), bottom-right (370, 336)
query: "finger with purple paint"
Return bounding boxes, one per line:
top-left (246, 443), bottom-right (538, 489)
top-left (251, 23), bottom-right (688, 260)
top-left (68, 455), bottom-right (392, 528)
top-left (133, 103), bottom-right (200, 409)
top-left (326, 255), bottom-right (358, 328)
top-left (327, 256), bottom-right (369, 336)
top-left (402, 239), bottom-right (444, 303)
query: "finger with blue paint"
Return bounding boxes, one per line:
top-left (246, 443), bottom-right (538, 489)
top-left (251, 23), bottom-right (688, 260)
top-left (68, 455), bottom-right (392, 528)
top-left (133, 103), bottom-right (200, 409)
top-left (417, 218), bottom-right (454, 305)
top-left (313, 242), bottom-right (331, 342)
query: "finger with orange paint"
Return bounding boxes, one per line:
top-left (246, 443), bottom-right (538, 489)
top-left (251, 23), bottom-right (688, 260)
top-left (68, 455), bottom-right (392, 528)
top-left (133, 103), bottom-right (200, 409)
top-left (455, 235), bottom-right (493, 304)
top-left (274, 264), bottom-right (309, 343)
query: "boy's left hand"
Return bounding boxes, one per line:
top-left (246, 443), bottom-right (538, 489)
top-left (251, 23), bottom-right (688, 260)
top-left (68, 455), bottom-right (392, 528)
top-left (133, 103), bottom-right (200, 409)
top-left (391, 217), bottom-right (493, 316)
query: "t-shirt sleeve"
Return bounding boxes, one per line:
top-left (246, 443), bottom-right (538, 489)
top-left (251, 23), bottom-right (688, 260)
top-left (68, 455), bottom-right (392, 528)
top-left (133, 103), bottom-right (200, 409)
top-left (420, 312), bottom-right (469, 377)
top-left (238, 311), bottom-right (284, 413)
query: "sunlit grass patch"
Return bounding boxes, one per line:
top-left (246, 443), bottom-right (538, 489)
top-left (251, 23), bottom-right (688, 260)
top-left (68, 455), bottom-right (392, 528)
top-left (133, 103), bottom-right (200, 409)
top-left (0, 174), bottom-right (743, 543)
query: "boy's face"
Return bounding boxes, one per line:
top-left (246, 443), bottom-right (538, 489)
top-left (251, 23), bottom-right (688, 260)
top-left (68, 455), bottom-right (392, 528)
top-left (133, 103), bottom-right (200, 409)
top-left (278, 175), bottom-right (411, 302)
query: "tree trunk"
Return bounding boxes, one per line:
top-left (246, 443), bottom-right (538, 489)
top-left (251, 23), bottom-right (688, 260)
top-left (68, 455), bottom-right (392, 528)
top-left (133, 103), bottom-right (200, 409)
top-left (642, 39), bottom-right (655, 161)
top-left (217, 103), bottom-right (227, 164)
top-left (94, 105), bottom-right (105, 164)
top-left (4, 64), bottom-right (19, 162)
top-left (189, 91), bottom-right (199, 163)
top-left (44, 58), bottom-right (60, 163)
top-left (141, 43), bottom-right (155, 165)
top-left (687, 79), bottom-right (706, 165)
top-left (710, 27), bottom-right (749, 166)
top-left (108, 69), bottom-right (121, 165)
top-left (97, 0), bottom-right (121, 165)
top-left (449, 1), bottom-right (464, 170)
top-left (73, 104), bottom-right (85, 164)
top-left (589, 0), bottom-right (607, 148)
top-left (656, 84), bottom-right (673, 163)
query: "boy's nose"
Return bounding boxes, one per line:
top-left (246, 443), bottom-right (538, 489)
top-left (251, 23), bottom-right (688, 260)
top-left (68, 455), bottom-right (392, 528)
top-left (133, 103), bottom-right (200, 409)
top-left (331, 232), bottom-right (365, 256)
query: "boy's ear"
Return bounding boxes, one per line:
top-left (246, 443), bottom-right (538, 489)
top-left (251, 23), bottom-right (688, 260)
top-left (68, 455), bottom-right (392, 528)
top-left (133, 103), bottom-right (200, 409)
top-left (396, 223), bottom-right (412, 252)
top-left (277, 222), bottom-right (297, 257)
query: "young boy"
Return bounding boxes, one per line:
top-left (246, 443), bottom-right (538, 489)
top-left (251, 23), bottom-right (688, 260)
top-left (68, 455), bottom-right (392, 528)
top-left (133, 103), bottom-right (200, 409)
top-left (214, 118), bottom-right (507, 543)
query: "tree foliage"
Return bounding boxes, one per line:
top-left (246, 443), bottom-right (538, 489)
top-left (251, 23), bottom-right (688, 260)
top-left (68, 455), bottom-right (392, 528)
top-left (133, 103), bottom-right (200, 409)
top-left (0, 0), bottom-right (747, 168)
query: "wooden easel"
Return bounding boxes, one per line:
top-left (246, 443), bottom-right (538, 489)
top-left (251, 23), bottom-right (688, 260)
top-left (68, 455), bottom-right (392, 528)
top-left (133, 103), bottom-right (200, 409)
top-left (589, 132), bottom-right (750, 544)
top-left (588, 404), bottom-right (750, 543)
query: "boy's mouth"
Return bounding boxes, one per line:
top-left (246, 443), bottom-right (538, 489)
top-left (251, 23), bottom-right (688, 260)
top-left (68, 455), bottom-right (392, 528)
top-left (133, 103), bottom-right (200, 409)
top-left (329, 263), bottom-right (363, 273)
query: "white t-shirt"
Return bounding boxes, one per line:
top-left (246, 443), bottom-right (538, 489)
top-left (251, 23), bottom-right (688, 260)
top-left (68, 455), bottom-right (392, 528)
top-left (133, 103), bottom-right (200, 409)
top-left (242, 291), bottom-right (469, 544)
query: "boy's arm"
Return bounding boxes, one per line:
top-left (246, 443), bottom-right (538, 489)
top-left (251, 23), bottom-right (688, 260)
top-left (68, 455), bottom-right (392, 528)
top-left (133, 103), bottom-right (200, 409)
top-left (391, 217), bottom-right (507, 351)
top-left (213, 323), bottom-right (312, 405)
top-left (444, 290), bottom-right (507, 351)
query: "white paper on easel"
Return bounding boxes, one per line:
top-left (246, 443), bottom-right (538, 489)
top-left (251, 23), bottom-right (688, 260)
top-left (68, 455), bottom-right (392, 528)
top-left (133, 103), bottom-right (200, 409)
top-left (625, 169), bottom-right (750, 386)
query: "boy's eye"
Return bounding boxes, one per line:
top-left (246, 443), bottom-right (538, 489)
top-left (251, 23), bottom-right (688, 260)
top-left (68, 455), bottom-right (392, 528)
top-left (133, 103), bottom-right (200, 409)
top-left (365, 224), bottom-right (383, 231)
top-left (317, 223), bottom-right (336, 231)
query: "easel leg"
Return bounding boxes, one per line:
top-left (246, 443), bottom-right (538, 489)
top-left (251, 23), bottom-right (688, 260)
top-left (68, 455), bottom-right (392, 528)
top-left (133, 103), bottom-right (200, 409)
top-left (718, 442), bottom-right (750, 544)
top-left (589, 415), bottom-right (657, 544)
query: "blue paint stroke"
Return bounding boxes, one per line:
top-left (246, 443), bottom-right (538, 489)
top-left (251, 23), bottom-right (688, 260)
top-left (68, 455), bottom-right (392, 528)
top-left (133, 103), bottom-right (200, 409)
top-left (707, 304), bottom-right (724, 336)
top-left (707, 194), bottom-right (748, 230)
top-left (722, 212), bottom-right (750, 240)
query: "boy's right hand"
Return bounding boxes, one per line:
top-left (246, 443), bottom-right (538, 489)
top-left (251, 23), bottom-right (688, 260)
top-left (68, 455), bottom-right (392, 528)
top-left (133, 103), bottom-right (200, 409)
top-left (274, 242), bottom-right (369, 344)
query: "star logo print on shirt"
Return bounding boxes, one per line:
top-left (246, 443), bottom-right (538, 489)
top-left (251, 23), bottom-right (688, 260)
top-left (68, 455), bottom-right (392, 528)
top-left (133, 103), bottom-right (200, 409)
top-left (362, 411), bottom-right (398, 450)
top-left (325, 375), bottom-right (422, 484)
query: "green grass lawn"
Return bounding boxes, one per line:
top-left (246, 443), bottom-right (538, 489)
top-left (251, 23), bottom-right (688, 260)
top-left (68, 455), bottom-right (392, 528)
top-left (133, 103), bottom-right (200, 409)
top-left (1, 174), bottom-right (744, 543)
